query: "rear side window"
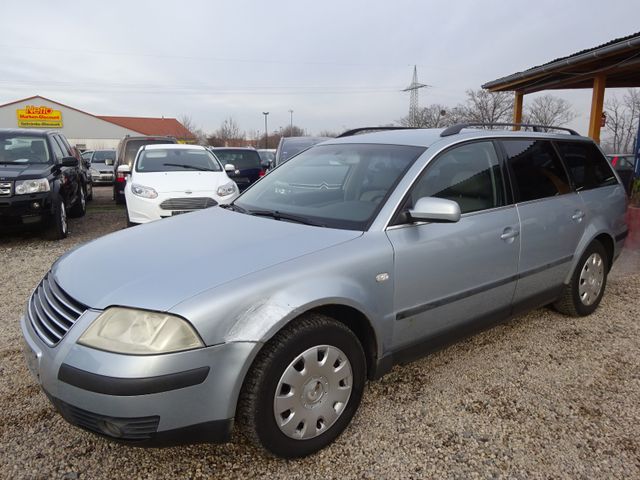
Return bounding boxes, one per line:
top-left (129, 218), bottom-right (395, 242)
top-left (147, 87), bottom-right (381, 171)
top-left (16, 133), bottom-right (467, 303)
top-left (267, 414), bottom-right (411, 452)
top-left (555, 141), bottom-right (618, 191)
top-left (503, 140), bottom-right (571, 202)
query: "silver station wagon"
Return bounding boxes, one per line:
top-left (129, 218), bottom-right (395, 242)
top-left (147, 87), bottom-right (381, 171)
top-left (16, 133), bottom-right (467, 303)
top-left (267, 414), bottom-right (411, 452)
top-left (22, 124), bottom-right (628, 458)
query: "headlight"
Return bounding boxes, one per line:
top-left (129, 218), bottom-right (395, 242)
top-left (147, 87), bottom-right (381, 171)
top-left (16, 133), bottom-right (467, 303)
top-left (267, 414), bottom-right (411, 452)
top-left (15, 178), bottom-right (50, 195)
top-left (131, 184), bottom-right (158, 199)
top-left (78, 307), bottom-right (204, 355)
top-left (217, 181), bottom-right (237, 197)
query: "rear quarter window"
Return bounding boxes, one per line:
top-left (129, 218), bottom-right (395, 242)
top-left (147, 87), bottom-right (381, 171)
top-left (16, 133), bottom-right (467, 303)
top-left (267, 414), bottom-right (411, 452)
top-left (556, 141), bottom-right (618, 191)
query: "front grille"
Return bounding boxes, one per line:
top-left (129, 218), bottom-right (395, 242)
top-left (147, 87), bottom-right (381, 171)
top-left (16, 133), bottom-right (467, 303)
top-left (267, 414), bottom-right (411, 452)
top-left (159, 197), bottom-right (217, 211)
top-left (27, 273), bottom-right (87, 347)
top-left (49, 395), bottom-right (160, 441)
top-left (0, 181), bottom-right (12, 197)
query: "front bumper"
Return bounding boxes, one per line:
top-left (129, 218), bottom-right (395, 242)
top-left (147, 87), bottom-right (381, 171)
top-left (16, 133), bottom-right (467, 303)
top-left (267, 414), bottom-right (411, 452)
top-left (0, 192), bottom-right (53, 228)
top-left (21, 310), bottom-right (260, 446)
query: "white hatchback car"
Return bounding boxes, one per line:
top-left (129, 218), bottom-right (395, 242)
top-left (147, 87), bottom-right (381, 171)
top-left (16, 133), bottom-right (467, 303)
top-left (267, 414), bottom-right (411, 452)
top-left (121, 144), bottom-right (239, 224)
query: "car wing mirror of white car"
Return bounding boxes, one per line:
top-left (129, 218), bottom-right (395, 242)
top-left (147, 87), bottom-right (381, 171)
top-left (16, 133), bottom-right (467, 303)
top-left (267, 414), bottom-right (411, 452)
top-left (117, 165), bottom-right (131, 174)
top-left (409, 197), bottom-right (461, 223)
top-left (224, 163), bottom-right (236, 172)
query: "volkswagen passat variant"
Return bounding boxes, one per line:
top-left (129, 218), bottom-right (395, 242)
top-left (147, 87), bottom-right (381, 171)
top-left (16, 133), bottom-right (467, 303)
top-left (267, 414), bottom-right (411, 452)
top-left (22, 124), bottom-right (628, 458)
top-left (120, 144), bottom-right (238, 225)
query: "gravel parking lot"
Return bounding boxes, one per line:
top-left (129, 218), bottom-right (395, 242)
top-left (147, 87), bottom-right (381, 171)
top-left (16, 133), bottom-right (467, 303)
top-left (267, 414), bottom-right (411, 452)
top-left (1, 186), bottom-right (639, 479)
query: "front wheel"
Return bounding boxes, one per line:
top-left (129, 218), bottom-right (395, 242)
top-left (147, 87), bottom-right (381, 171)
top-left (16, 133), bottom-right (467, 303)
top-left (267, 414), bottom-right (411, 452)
top-left (237, 314), bottom-right (366, 458)
top-left (44, 195), bottom-right (68, 240)
top-left (553, 240), bottom-right (608, 316)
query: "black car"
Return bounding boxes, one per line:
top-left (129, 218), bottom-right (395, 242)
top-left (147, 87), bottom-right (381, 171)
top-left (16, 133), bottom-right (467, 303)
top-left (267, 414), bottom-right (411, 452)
top-left (0, 129), bottom-right (88, 239)
top-left (209, 147), bottom-right (264, 191)
top-left (113, 135), bottom-right (177, 204)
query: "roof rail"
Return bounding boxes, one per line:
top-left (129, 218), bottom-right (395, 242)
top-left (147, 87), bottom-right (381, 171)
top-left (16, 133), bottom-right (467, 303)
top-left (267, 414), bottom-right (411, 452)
top-left (337, 126), bottom-right (416, 138)
top-left (440, 123), bottom-right (580, 137)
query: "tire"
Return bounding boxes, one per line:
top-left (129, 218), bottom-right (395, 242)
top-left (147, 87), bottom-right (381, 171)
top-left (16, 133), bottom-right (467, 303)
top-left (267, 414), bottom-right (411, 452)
top-left (44, 195), bottom-right (68, 240)
top-left (237, 313), bottom-right (366, 458)
top-left (68, 185), bottom-right (86, 218)
top-left (553, 240), bottom-right (608, 317)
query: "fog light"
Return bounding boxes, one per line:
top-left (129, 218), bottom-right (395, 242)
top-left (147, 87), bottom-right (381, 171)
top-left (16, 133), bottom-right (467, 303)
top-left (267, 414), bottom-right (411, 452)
top-left (31, 201), bottom-right (41, 209)
top-left (98, 420), bottom-right (123, 438)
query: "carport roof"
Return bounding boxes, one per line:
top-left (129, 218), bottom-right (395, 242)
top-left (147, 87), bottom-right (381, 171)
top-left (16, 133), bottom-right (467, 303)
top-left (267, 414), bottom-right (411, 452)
top-left (482, 31), bottom-right (640, 93)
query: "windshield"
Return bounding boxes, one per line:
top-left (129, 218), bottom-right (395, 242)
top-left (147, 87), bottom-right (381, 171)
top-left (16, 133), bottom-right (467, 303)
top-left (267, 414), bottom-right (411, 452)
top-left (277, 138), bottom-right (329, 165)
top-left (92, 150), bottom-right (115, 163)
top-left (0, 134), bottom-right (51, 164)
top-left (213, 149), bottom-right (261, 169)
top-left (135, 148), bottom-right (222, 172)
top-left (258, 150), bottom-right (275, 162)
top-left (236, 144), bottom-right (424, 230)
top-left (124, 139), bottom-right (174, 166)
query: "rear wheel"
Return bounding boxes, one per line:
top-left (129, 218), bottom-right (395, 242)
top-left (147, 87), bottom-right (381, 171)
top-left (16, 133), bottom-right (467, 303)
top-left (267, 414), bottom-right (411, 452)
top-left (237, 314), bottom-right (366, 458)
top-left (553, 240), bottom-right (608, 316)
top-left (44, 195), bottom-right (68, 240)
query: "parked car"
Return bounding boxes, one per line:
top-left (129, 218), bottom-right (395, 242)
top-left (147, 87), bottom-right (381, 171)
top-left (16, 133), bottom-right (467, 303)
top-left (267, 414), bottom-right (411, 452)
top-left (113, 135), bottom-right (177, 204)
top-left (273, 136), bottom-right (331, 167)
top-left (257, 148), bottom-right (276, 169)
top-left (81, 150), bottom-right (94, 163)
top-left (607, 153), bottom-right (636, 195)
top-left (21, 124), bottom-right (627, 457)
top-left (88, 149), bottom-right (116, 185)
top-left (120, 144), bottom-right (238, 225)
top-left (0, 129), bottom-right (89, 239)
top-left (209, 147), bottom-right (264, 191)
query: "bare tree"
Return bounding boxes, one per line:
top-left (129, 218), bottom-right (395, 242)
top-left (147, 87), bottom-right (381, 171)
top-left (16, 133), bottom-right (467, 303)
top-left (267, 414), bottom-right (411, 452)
top-left (207, 117), bottom-right (245, 147)
top-left (603, 89), bottom-right (640, 153)
top-left (317, 130), bottom-right (340, 137)
top-left (523, 94), bottom-right (577, 128)
top-left (399, 104), bottom-right (450, 128)
top-left (281, 125), bottom-right (305, 137)
top-left (460, 89), bottom-right (514, 124)
top-left (178, 115), bottom-right (207, 145)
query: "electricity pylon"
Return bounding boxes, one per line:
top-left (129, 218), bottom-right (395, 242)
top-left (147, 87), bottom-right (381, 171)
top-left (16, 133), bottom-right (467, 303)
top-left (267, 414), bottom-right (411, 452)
top-left (402, 65), bottom-right (428, 126)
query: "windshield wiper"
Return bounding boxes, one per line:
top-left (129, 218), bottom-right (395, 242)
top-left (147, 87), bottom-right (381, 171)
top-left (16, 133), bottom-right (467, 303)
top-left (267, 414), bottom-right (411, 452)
top-left (162, 163), bottom-right (215, 171)
top-left (219, 203), bottom-right (250, 214)
top-left (248, 209), bottom-right (326, 227)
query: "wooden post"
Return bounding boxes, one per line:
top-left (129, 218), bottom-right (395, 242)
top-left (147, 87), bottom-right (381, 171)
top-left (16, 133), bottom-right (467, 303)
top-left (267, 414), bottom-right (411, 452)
top-left (513, 91), bottom-right (523, 130)
top-left (588, 74), bottom-right (607, 143)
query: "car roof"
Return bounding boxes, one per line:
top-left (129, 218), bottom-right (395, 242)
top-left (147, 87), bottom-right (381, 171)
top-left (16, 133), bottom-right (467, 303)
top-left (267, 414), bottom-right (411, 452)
top-left (144, 144), bottom-right (206, 151)
top-left (0, 128), bottom-right (54, 136)
top-left (323, 128), bottom-right (593, 148)
top-left (210, 146), bottom-right (256, 150)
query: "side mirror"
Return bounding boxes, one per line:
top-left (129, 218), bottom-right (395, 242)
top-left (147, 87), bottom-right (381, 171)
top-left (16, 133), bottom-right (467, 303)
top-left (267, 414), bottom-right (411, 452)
top-left (409, 197), bottom-right (461, 223)
top-left (117, 164), bottom-right (131, 174)
top-left (61, 156), bottom-right (79, 167)
top-left (224, 163), bottom-right (236, 172)
top-left (105, 159), bottom-right (114, 166)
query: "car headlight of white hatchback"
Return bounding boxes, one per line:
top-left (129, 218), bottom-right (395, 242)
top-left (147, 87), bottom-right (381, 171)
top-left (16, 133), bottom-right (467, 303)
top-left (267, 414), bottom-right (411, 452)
top-left (131, 184), bottom-right (158, 199)
top-left (217, 181), bottom-right (237, 197)
top-left (15, 178), bottom-right (50, 195)
top-left (78, 307), bottom-right (204, 354)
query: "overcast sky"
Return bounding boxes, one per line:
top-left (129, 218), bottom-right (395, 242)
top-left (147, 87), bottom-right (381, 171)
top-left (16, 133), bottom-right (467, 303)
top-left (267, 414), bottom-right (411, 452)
top-left (1, 0), bottom-right (639, 137)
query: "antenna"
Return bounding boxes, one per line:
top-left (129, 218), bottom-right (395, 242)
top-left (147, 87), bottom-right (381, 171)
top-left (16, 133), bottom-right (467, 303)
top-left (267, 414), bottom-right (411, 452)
top-left (402, 65), bottom-right (429, 127)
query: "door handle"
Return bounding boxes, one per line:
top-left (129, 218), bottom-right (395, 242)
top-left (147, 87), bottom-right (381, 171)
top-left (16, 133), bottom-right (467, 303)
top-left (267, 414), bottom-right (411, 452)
top-left (500, 227), bottom-right (520, 241)
top-left (572, 210), bottom-right (585, 222)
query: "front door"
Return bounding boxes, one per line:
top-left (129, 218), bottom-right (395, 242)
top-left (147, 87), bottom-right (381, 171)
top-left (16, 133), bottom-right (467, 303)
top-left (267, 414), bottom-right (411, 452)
top-left (386, 140), bottom-right (520, 351)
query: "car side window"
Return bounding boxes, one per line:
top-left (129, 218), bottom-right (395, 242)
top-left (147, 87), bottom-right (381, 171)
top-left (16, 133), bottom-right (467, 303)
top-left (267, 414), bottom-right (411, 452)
top-left (555, 141), bottom-right (618, 191)
top-left (49, 136), bottom-right (65, 161)
top-left (406, 141), bottom-right (506, 215)
top-left (503, 140), bottom-right (570, 202)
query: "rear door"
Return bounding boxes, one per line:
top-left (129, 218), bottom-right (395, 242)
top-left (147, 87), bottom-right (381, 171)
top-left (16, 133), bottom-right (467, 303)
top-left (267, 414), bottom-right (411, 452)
top-left (387, 140), bottom-right (520, 350)
top-left (502, 139), bottom-right (585, 313)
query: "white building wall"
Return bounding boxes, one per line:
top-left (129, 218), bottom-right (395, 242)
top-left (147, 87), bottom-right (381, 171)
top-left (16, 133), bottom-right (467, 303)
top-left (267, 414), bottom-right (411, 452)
top-left (0, 96), bottom-right (140, 149)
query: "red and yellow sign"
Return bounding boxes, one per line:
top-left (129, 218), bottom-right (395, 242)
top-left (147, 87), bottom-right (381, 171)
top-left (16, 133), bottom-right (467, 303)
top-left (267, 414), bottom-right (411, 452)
top-left (16, 105), bottom-right (63, 128)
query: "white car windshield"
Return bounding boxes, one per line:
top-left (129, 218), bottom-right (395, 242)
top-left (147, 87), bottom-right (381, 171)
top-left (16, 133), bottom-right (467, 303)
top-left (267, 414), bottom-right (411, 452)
top-left (136, 149), bottom-right (222, 172)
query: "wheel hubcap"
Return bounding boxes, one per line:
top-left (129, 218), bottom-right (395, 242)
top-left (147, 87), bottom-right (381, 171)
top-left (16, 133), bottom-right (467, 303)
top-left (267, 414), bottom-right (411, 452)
top-left (578, 253), bottom-right (604, 306)
top-left (274, 345), bottom-right (353, 440)
top-left (80, 188), bottom-right (86, 209)
top-left (60, 202), bottom-right (67, 233)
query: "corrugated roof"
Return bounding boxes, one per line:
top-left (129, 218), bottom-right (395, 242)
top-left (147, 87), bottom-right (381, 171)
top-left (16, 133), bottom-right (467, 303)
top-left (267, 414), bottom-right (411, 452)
top-left (97, 116), bottom-right (195, 139)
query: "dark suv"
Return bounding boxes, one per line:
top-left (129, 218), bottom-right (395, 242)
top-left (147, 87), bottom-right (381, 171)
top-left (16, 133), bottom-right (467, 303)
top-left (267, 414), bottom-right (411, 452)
top-left (113, 136), bottom-right (177, 204)
top-left (0, 129), bottom-right (89, 239)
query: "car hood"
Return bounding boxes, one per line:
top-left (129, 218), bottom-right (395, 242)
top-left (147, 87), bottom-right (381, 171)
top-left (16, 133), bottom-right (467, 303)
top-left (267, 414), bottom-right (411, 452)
top-left (52, 207), bottom-right (362, 311)
top-left (133, 171), bottom-right (230, 193)
top-left (0, 163), bottom-right (52, 180)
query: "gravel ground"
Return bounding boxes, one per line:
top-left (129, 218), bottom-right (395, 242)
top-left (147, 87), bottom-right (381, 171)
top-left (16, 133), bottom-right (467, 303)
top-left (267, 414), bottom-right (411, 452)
top-left (1, 187), bottom-right (639, 479)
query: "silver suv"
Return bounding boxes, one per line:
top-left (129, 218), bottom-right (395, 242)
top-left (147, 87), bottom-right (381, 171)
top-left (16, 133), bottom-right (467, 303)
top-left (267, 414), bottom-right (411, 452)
top-left (21, 124), bottom-right (628, 457)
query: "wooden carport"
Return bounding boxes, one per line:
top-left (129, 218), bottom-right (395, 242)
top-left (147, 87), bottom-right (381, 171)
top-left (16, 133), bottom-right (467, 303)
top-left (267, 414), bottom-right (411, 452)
top-left (482, 32), bottom-right (640, 143)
